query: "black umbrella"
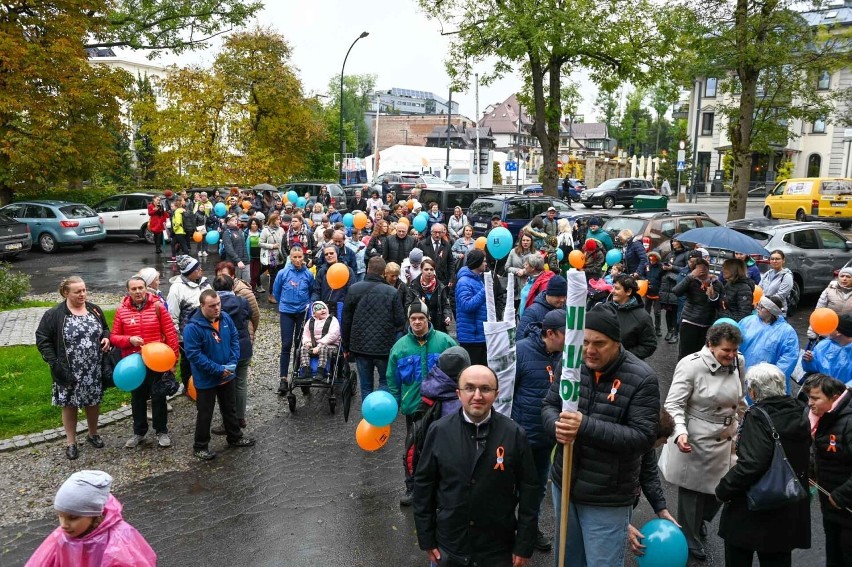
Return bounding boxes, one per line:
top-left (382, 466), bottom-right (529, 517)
top-left (251, 183), bottom-right (276, 193)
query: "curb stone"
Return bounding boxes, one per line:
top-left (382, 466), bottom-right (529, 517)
top-left (0, 405), bottom-right (132, 453)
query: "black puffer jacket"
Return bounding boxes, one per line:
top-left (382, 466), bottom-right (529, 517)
top-left (404, 276), bottom-right (452, 334)
top-left (541, 348), bottom-right (660, 506)
top-left (383, 235), bottom-right (414, 266)
top-left (673, 274), bottom-right (722, 326)
top-left (716, 396), bottom-right (811, 552)
top-left (611, 298), bottom-right (657, 359)
top-left (638, 448), bottom-right (667, 513)
top-left (720, 277), bottom-right (756, 322)
top-left (659, 249), bottom-right (689, 306)
top-left (813, 389), bottom-right (852, 529)
top-left (342, 274), bottom-right (405, 356)
top-left (35, 301), bottom-right (111, 386)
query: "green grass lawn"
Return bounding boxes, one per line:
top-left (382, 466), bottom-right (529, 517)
top-left (0, 300), bottom-right (54, 312)
top-left (0, 309), bottom-right (132, 438)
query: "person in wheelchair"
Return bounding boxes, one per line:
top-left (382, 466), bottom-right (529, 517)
top-left (298, 301), bottom-right (341, 383)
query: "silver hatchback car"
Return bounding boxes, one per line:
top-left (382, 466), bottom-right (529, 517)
top-left (725, 218), bottom-right (852, 310)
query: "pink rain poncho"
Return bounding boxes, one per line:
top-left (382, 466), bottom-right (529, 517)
top-left (26, 494), bottom-right (156, 567)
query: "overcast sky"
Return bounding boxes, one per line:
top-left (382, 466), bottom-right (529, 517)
top-left (143, 0), bottom-right (602, 122)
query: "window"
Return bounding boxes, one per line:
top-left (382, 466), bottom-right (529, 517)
top-left (808, 154), bottom-right (822, 177)
top-left (529, 200), bottom-right (550, 218)
top-left (25, 205), bottom-right (55, 219)
top-left (700, 218), bottom-right (721, 228)
top-left (124, 196), bottom-right (150, 210)
top-left (705, 78), bottom-right (717, 98)
top-left (2, 204), bottom-right (24, 218)
top-left (96, 197), bottom-right (122, 213)
top-left (773, 182), bottom-right (787, 196)
top-left (677, 219), bottom-right (698, 233)
top-left (701, 113), bottom-right (714, 136)
top-left (818, 229), bottom-right (847, 250)
top-left (505, 201), bottom-right (530, 220)
top-left (817, 70), bottom-right (830, 90)
top-left (785, 229), bottom-right (819, 250)
top-left (813, 117), bottom-right (826, 134)
top-left (659, 220), bottom-right (676, 238)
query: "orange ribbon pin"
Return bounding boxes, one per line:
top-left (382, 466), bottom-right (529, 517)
top-left (828, 434), bottom-right (838, 453)
top-left (546, 365), bottom-right (554, 384)
top-left (607, 379), bottom-right (622, 402)
top-left (494, 446), bottom-right (505, 471)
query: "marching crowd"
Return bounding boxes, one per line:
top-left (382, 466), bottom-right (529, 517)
top-left (29, 183), bottom-right (852, 566)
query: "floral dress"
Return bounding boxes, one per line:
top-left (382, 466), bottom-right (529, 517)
top-left (52, 313), bottom-right (103, 408)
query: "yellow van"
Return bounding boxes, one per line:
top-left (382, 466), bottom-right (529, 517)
top-left (764, 177), bottom-right (852, 229)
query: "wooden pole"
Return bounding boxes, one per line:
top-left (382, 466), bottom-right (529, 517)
top-left (558, 441), bottom-right (574, 567)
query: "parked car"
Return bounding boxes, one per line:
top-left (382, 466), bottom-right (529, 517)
top-left (446, 169), bottom-right (470, 188)
top-left (370, 172), bottom-right (424, 201)
top-left (467, 194), bottom-right (574, 238)
top-left (580, 177), bottom-right (657, 209)
top-left (0, 212), bottom-right (32, 259)
top-left (725, 218), bottom-right (852, 310)
top-left (763, 177), bottom-right (852, 229)
top-left (419, 187), bottom-right (492, 220)
top-left (278, 182), bottom-right (348, 213)
top-left (602, 210), bottom-right (722, 254)
top-left (93, 193), bottom-right (157, 243)
top-left (0, 200), bottom-right (105, 253)
top-left (419, 174), bottom-right (455, 189)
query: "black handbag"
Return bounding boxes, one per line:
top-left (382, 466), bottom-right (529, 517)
top-left (101, 347), bottom-right (123, 389)
top-left (745, 406), bottom-right (808, 511)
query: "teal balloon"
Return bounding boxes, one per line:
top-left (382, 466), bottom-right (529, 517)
top-left (556, 248), bottom-right (565, 261)
top-left (605, 249), bottom-right (623, 266)
top-left (213, 202), bottom-right (227, 217)
top-left (486, 227), bottom-right (512, 259)
top-left (417, 211), bottom-right (429, 220)
top-left (296, 197), bottom-right (307, 208)
top-left (713, 317), bottom-right (738, 327)
top-left (342, 213), bottom-right (354, 227)
top-left (205, 230), bottom-right (220, 245)
top-left (287, 191), bottom-right (298, 203)
top-left (636, 519), bottom-right (688, 567)
top-left (114, 353), bottom-right (146, 392)
top-left (362, 390), bottom-right (398, 427)
top-left (413, 215), bottom-right (427, 232)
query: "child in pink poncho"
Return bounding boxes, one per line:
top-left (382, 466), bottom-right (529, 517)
top-left (27, 470), bottom-right (157, 567)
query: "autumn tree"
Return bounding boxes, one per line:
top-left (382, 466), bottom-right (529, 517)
top-left (418, 0), bottom-right (684, 196)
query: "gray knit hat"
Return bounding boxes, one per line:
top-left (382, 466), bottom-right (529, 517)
top-left (177, 255), bottom-right (200, 276)
top-left (438, 346), bottom-right (471, 383)
top-left (54, 470), bottom-right (113, 517)
top-left (408, 300), bottom-right (429, 319)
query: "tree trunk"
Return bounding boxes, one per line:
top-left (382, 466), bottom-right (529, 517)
top-left (0, 184), bottom-right (12, 206)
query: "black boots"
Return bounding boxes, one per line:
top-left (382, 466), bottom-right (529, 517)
top-left (654, 313), bottom-right (662, 337)
top-left (277, 378), bottom-right (289, 395)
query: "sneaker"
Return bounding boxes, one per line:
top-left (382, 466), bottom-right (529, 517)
top-left (146, 408), bottom-right (153, 421)
top-left (228, 437), bottom-right (255, 448)
top-left (399, 490), bottom-right (413, 507)
top-left (664, 331), bottom-right (674, 342)
top-left (211, 425), bottom-right (226, 436)
top-left (157, 432), bottom-right (171, 448)
top-left (125, 434), bottom-right (145, 448)
top-left (65, 444), bottom-right (79, 460)
top-left (194, 448), bottom-right (216, 461)
top-left (256, 286), bottom-right (265, 293)
top-left (86, 434), bottom-right (105, 449)
top-left (534, 529), bottom-right (552, 552)
top-left (277, 378), bottom-right (289, 395)
top-left (167, 384), bottom-right (185, 400)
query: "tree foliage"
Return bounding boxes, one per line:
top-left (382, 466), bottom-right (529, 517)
top-left (327, 74), bottom-right (377, 157)
top-left (418, 0), bottom-right (685, 196)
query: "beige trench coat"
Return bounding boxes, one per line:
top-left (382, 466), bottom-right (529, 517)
top-left (659, 346), bottom-right (746, 494)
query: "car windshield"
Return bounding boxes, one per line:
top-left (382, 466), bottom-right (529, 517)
top-left (326, 184), bottom-right (344, 196)
top-left (468, 199), bottom-right (503, 217)
top-left (421, 175), bottom-right (443, 183)
top-left (59, 204), bottom-right (97, 219)
top-left (820, 180), bottom-right (852, 196)
top-left (420, 190), bottom-right (441, 205)
top-left (594, 179), bottom-right (622, 191)
top-left (602, 217), bottom-right (646, 237)
top-left (0, 213), bottom-right (14, 224)
top-left (730, 228), bottom-right (772, 245)
top-left (447, 172), bottom-right (468, 182)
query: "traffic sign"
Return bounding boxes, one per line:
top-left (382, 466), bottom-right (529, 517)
top-left (677, 161), bottom-right (686, 171)
top-left (677, 150), bottom-right (686, 162)
top-left (505, 161), bottom-right (517, 172)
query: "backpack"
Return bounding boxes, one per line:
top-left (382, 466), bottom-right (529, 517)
top-left (404, 397), bottom-right (444, 477)
top-left (182, 206), bottom-right (198, 233)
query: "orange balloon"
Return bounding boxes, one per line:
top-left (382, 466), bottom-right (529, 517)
top-left (192, 231), bottom-right (203, 243)
top-left (636, 279), bottom-right (649, 297)
top-left (475, 237), bottom-right (487, 250)
top-left (407, 199), bottom-right (415, 210)
top-left (810, 307), bottom-right (839, 336)
top-left (753, 285), bottom-right (763, 305)
top-left (353, 212), bottom-right (368, 230)
top-left (326, 262), bottom-right (350, 290)
top-left (186, 376), bottom-right (197, 401)
top-left (242, 200), bottom-right (251, 210)
top-left (355, 419), bottom-right (391, 451)
top-left (141, 341), bottom-right (177, 372)
top-left (568, 250), bottom-right (585, 269)
top-left (397, 216), bottom-right (410, 226)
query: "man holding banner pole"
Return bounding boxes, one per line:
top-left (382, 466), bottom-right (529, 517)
top-left (542, 272), bottom-right (660, 567)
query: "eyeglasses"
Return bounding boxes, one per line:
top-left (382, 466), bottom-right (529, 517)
top-left (459, 385), bottom-right (496, 395)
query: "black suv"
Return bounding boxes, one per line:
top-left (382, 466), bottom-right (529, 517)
top-left (369, 172), bottom-right (424, 201)
top-left (467, 195), bottom-right (574, 238)
top-left (580, 177), bottom-right (657, 209)
top-left (278, 182), bottom-right (348, 213)
top-left (602, 210), bottom-right (721, 254)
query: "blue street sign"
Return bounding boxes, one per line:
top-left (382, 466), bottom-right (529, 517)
top-left (676, 161), bottom-right (686, 171)
top-left (505, 161), bottom-right (517, 172)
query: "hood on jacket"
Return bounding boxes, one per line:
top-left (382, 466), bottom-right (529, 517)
top-left (421, 366), bottom-right (459, 401)
top-left (168, 274), bottom-right (208, 288)
top-left (456, 266), bottom-right (482, 283)
top-left (613, 295), bottom-right (641, 311)
top-left (119, 292), bottom-right (159, 310)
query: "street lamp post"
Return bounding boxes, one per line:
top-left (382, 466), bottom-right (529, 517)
top-left (339, 31), bottom-right (369, 186)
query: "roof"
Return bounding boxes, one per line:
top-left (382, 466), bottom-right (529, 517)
top-left (9, 200), bottom-right (77, 206)
top-left (564, 123), bottom-right (609, 140)
top-left (801, 5), bottom-right (852, 26)
top-left (479, 93), bottom-right (531, 134)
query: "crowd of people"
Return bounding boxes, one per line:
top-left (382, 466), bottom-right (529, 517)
top-left (30, 183), bottom-right (852, 566)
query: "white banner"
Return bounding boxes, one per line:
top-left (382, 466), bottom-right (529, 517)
top-left (560, 269), bottom-right (586, 412)
top-left (485, 271), bottom-right (516, 416)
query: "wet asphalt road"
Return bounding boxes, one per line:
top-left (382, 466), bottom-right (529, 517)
top-left (0, 237), bottom-right (830, 566)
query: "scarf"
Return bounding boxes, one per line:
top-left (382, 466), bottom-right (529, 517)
top-left (421, 275), bottom-right (437, 295)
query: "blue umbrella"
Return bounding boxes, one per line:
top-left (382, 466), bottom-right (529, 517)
top-left (676, 226), bottom-right (769, 256)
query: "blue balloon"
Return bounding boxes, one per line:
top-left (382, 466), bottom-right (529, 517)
top-left (605, 249), bottom-right (623, 266)
top-left (287, 190), bottom-right (298, 204)
top-left (213, 202), bottom-right (227, 217)
top-left (486, 227), bottom-right (512, 259)
top-left (417, 211), bottom-right (429, 221)
top-left (342, 213), bottom-right (354, 227)
top-left (114, 353), bottom-right (146, 392)
top-left (205, 230), bottom-right (220, 245)
top-left (296, 197), bottom-right (307, 208)
top-left (413, 215), bottom-right (428, 233)
top-left (636, 519), bottom-right (688, 567)
top-left (556, 248), bottom-right (565, 261)
top-left (362, 390), bottom-right (398, 427)
top-left (713, 317), bottom-right (738, 327)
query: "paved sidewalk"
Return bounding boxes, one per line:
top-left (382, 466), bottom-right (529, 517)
top-left (0, 306), bottom-right (47, 346)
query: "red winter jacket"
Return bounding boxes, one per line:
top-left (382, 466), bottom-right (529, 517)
top-left (111, 293), bottom-right (179, 358)
top-left (147, 203), bottom-right (167, 233)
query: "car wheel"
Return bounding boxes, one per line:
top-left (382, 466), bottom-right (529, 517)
top-left (142, 225), bottom-right (155, 244)
top-left (603, 196), bottom-right (615, 209)
top-left (796, 209), bottom-right (807, 222)
top-left (38, 233), bottom-right (57, 253)
top-left (763, 206), bottom-right (773, 219)
top-left (788, 278), bottom-right (801, 312)
top-left (82, 243), bottom-right (96, 250)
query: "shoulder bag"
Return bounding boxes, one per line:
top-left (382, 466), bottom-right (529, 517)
top-left (745, 405), bottom-right (807, 511)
